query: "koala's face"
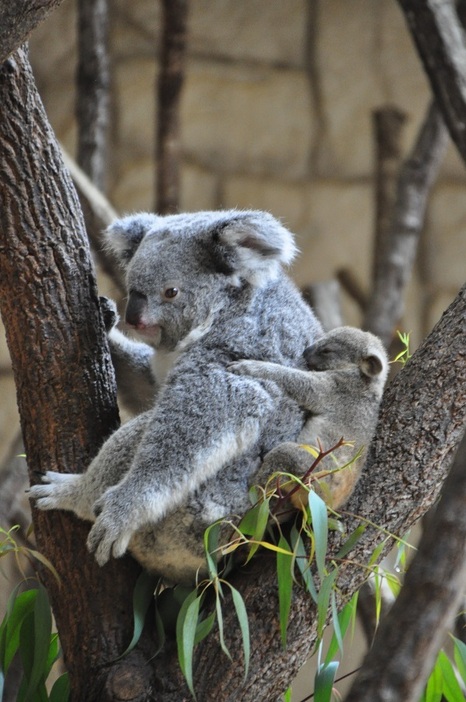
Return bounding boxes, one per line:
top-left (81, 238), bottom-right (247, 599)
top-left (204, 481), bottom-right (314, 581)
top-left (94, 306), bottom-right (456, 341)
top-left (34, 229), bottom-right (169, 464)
top-left (106, 209), bottom-right (299, 352)
top-left (303, 327), bottom-right (388, 381)
top-left (124, 236), bottom-right (232, 351)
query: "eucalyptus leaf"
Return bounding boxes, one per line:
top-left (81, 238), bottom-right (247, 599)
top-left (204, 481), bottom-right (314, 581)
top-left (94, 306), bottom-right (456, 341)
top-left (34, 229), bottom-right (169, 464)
top-left (277, 534), bottom-right (293, 649)
top-left (314, 661), bottom-right (339, 702)
top-left (116, 570), bottom-right (157, 660)
top-left (309, 490), bottom-right (328, 578)
top-left (176, 590), bottom-right (202, 700)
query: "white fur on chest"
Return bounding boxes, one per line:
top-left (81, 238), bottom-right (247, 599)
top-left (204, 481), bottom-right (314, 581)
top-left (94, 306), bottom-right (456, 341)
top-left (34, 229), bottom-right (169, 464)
top-left (151, 317), bottom-right (215, 386)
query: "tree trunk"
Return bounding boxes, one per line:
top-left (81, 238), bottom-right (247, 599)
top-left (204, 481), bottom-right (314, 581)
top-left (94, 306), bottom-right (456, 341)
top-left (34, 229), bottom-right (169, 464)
top-left (0, 47), bottom-right (151, 702)
top-left (0, 0), bottom-right (65, 62)
top-left (155, 0), bottom-right (189, 214)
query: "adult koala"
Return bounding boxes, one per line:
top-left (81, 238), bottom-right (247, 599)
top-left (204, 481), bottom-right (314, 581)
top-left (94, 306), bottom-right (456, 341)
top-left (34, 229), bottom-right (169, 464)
top-left (31, 210), bottom-right (322, 584)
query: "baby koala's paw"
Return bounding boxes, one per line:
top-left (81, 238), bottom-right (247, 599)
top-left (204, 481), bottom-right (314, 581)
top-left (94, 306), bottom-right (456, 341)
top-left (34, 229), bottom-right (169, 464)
top-left (28, 472), bottom-right (81, 512)
top-left (228, 359), bottom-right (272, 379)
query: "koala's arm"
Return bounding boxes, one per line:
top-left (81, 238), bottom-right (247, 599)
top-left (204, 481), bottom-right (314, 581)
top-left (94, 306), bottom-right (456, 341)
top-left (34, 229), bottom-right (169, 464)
top-left (229, 360), bottom-right (329, 412)
top-left (108, 327), bottom-right (157, 413)
top-left (100, 297), bottom-right (157, 413)
top-left (86, 360), bottom-right (281, 566)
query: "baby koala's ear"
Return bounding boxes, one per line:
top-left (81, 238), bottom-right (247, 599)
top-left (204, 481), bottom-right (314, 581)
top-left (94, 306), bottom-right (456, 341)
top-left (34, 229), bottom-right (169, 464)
top-left (360, 353), bottom-right (384, 378)
top-left (212, 210), bottom-right (297, 285)
top-left (104, 213), bottom-right (161, 265)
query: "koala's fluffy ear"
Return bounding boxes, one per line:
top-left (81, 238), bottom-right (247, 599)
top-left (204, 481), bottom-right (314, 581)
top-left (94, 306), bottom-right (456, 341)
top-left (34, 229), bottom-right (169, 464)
top-left (213, 211), bottom-right (298, 285)
top-left (105, 213), bottom-right (161, 264)
top-left (360, 353), bottom-right (384, 378)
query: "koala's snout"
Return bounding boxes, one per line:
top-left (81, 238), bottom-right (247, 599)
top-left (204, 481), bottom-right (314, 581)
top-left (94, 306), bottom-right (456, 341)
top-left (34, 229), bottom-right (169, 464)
top-left (125, 290), bottom-right (149, 329)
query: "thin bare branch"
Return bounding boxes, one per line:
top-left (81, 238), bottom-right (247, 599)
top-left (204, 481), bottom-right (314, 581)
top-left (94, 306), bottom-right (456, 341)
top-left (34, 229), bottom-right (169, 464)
top-left (62, 150), bottom-right (125, 293)
top-left (302, 279), bottom-right (343, 331)
top-left (76, 0), bottom-right (110, 192)
top-left (155, 0), bottom-right (189, 214)
top-left (398, 0), bottom-right (466, 164)
top-left (372, 107), bottom-right (407, 287)
top-left (363, 102), bottom-right (448, 345)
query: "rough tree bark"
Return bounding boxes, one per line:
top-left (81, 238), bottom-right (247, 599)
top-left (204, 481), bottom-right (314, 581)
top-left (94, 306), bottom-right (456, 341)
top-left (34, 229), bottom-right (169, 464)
top-left (345, 428), bottom-right (466, 702)
top-left (0, 0), bottom-right (65, 63)
top-left (155, 0), bottom-right (189, 214)
top-left (398, 0), bottom-right (466, 165)
top-left (0, 48), bottom-right (151, 702)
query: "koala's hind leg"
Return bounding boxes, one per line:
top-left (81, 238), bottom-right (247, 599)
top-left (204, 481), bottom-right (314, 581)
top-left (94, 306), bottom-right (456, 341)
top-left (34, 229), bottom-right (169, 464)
top-left (30, 411), bottom-right (151, 523)
top-left (250, 442), bottom-right (313, 511)
top-left (30, 472), bottom-right (95, 522)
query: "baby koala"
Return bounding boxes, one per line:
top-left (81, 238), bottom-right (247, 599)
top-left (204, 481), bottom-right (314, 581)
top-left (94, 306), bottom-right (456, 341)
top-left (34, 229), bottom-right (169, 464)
top-left (229, 326), bottom-right (388, 510)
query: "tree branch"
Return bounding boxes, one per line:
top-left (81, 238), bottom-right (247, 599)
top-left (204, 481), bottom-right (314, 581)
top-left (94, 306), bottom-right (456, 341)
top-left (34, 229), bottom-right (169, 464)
top-left (0, 0), bottom-right (65, 63)
top-left (0, 48), bottom-right (151, 701)
top-left (61, 150), bottom-right (125, 293)
top-left (371, 106), bottom-right (407, 288)
top-left (363, 102), bottom-right (448, 344)
top-left (397, 0), bottom-right (466, 164)
top-left (76, 0), bottom-right (110, 192)
top-left (155, 0), bottom-right (189, 214)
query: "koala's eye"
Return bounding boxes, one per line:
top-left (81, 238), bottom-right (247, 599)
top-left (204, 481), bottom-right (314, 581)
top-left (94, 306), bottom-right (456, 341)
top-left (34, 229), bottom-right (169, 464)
top-left (163, 287), bottom-right (179, 300)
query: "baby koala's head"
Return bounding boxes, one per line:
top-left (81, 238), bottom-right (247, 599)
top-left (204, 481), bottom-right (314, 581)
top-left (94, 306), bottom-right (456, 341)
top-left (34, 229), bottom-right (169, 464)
top-left (303, 326), bottom-right (389, 384)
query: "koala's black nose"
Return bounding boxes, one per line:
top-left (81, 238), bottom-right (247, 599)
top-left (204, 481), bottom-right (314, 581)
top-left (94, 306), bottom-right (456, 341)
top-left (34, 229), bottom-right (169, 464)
top-left (125, 290), bottom-right (148, 328)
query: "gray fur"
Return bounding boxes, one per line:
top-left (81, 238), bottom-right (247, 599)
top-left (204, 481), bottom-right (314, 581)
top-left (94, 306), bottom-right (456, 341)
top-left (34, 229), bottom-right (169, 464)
top-left (229, 327), bottom-right (388, 508)
top-left (30, 210), bottom-right (322, 584)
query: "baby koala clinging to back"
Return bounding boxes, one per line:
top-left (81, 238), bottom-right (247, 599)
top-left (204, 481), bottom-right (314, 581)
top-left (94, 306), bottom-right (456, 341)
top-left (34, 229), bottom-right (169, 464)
top-left (229, 326), bottom-right (388, 510)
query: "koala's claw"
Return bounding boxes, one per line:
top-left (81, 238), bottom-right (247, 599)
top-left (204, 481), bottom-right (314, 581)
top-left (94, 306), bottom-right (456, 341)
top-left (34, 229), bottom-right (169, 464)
top-left (87, 487), bottom-right (134, 565)
top-left (99, 296), bottom-right (119, 332)
top-left (87, 516), bottom-right (131, 566)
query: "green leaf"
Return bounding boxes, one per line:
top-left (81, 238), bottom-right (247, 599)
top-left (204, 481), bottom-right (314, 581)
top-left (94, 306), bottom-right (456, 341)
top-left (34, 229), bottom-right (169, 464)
top-left (283, 687), bottom-right (292, 702)
top-left (314, 661), bottom-right (339, 702)
top-left (316, 569), bottom-right (338, 640)
top-left (176, 589), bottom-right (202, 700)
top-left (1, 587), bottom-right (37, 673)
top-left (309, 490), bottom-right (328, 578)
top-left (226, 583), bottom-right (250, 680)
top-left (325, 593), bottom-right (358, 664)
top-left (425, 652), bottom-right (443, 702)
top-left (290, 526), bottom-right (318, 603)
top-left (193, 610), bottom-right (215, 646)
top-left (335, 525), bottom-right (366, 560)
top-left (215, 587), bottom-right (232, 661)
top-left (203, 521), bottom-right (221, 580)
top-left (49, 673), bottom-right (70, 702)
top-left (45, 632), bottom-right (60, 678)
top-left (330, 591), bottom-right (343, 655)
top-left (437, 650), bottom-right (464, 701)
top-left (277, 534), bottom-right (293, 649)
top-left (240, 500), bottom-right (270, 562)
top-left (117, 570), bottom-right (157, 660)
top-left (453, 636), bottom-right (466, 685)
top-left (22, 584), bottom-right (52, 700)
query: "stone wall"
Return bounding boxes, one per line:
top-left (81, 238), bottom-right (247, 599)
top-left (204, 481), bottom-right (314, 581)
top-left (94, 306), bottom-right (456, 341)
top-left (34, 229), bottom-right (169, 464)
top-left (0, 1), bottom-right (465, 694)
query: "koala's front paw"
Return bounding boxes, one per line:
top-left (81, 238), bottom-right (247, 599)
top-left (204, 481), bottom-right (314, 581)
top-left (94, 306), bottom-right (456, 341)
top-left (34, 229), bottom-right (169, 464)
top-left (29, 472), bottom-right (81, 512)
top-left (99, 296), bottom-right (119, 332)
top-left (86, 486), bottom-right (134, 566)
